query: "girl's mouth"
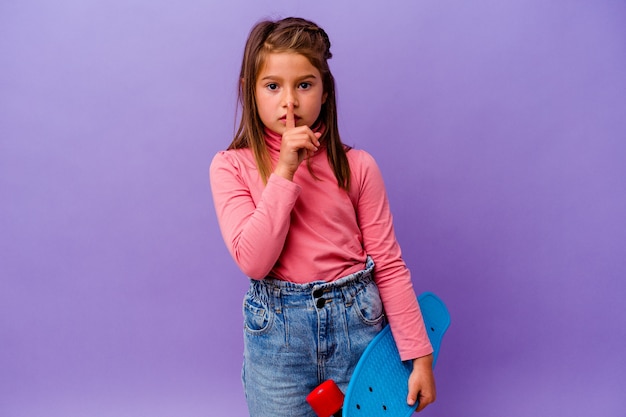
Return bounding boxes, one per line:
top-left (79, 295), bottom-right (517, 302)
top-left (280, 115), bottom-right (301, 123)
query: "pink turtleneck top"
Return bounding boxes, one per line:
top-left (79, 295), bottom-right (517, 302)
top-left (209, 129), bottom-right (432, 361)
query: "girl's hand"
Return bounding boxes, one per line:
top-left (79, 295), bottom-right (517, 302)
top-left (407, 354), bottom-right (436, 412)
top-left (274, 102), bottom-right (321, 181)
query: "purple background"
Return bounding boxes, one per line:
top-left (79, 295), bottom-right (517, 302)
top-left (2, 0), bottom-right (625, 416)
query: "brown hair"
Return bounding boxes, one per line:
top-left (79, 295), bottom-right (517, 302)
top-left (227, 17), bottom-right (351, 190)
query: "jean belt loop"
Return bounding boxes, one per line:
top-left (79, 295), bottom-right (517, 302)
top-left (339, 280), bottom-right (352, 307)
top-left (273, 286), bottom-right (282, 314)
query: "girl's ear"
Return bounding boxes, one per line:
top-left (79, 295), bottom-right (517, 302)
top-left (322, 92), bottom-right (328, 104)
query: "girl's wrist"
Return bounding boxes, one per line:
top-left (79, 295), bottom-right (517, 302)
top-left (412, 354), bottom-right (434, 369)
top-left (273, 165), bottom-right (294, 181)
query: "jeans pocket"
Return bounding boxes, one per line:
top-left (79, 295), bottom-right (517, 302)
top-left (243, 292), bottom-right (273, 334)
top-left (353, 281), bottom-right (385, 325)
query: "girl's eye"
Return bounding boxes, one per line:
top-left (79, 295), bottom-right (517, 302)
top-left (267, 83), bottom-right (278, 91)
top-left (299, 82), bottom-right (311, 90)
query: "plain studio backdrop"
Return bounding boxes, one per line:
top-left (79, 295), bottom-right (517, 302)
top-left (1, 0), bottom-right (625, 416)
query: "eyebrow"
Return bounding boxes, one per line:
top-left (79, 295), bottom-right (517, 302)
top-left (259, 74), bottom-right (319, 81)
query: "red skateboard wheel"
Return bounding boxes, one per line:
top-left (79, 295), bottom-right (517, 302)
top-left (306, 379), bottom-right (344, 417)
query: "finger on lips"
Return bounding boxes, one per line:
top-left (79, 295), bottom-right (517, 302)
top-left (286, 102), bottom-right (296, 129)
top-left (284, 102), bottom-right (319, 153)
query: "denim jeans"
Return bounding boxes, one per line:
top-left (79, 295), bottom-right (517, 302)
top-left (242, 257), bottom-right (386, 416)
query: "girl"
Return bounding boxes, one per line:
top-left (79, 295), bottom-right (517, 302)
top-left (210, 17), bottom-right (436, 416)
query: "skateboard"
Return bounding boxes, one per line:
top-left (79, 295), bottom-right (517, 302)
top-left (307, 292), bottom-right (451, 416)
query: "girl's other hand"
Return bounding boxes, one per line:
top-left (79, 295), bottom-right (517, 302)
top-left (407, 354), bottom-right (436, 412)
top-left (274, 103), bottom-right (321, 181)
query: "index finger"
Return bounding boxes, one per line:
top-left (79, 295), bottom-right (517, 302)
top-left (286, 102), bottom-right (295, 129)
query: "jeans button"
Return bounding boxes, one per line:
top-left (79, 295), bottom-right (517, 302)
top-left (316, 298), bottom-right (326, 309)
top-left (313, 288), bottom-right (323, 298)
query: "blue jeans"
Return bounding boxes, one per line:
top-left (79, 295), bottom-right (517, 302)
top-left (242, 257), bottom-right (386, 416)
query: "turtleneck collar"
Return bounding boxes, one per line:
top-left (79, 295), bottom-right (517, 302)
top-left (263, 127), bottom-right (283, 153)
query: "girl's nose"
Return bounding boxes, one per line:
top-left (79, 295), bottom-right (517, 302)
top-left (283, 89), bottom-right (298, 107)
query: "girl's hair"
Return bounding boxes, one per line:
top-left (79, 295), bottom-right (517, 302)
top-left (228, 17), bottom-right (351, 191)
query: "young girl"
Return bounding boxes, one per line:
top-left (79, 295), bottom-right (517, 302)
top-left (210, 17), bottom-right (436, 416)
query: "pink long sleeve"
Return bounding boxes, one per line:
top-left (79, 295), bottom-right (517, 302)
top-left (210, 151), bottom-right (301, 279)
top-left (349, 151), bottom-right (433, 360)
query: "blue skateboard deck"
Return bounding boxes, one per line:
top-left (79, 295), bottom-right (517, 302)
top-left (342, 292), bottom-right (451, 416)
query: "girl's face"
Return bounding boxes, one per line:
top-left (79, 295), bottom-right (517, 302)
top-left (255, 52), bottom-right (327, 134)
